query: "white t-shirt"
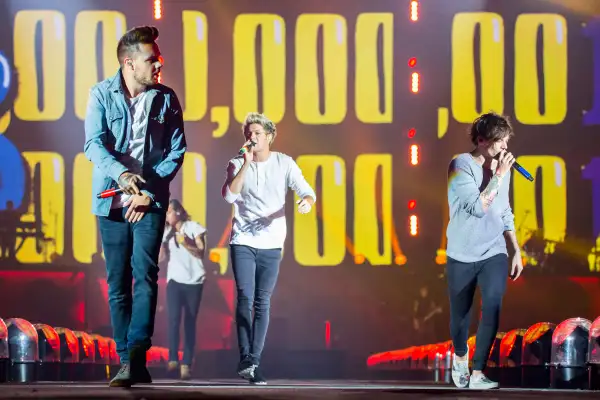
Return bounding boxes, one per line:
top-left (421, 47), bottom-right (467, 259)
top-left (222, 151), bottom-right (317, 249)
top-left (112, 91), bottom-right (149, 209)
top-left (162, 221), bottom-right (207, 285)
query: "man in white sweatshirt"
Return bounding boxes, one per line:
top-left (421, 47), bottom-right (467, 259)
top-left (221, 112), bottom-right (316, 385)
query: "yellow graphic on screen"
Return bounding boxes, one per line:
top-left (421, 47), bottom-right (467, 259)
top-left (354, 154), bottom-right (393, 266)
top-left (74, 11), bottom-right (126, 120)
top-left (14, 11), bottom-right (66, 122)
top-left (294, 155), bottom-right (347, 266)
top-left (296, 14), bottom-right (347, 124)
top-left (182, 11), bottom-right (208, 122)
top-left (234, 14), bottom-right (285, 124)
top-left (355, 13), bottom-right (393, 124)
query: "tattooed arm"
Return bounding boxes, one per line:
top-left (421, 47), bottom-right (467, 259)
top-left (448, 152), bottom-right (515, 217)
top-left (479, 174), bottom-right (503, 212)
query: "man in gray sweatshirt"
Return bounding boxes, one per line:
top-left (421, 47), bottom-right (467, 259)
top-left (446, 112), bottom-right (524, 390)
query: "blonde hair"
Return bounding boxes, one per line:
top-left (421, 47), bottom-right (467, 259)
top-left (242, 112), bottom-right (277, 145)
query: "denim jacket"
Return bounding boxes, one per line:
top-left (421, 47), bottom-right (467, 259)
top-left (84, 70), bottom-right (186, 216)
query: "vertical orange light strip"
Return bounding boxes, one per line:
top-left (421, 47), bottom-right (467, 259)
top-left (410, 1), bottom-right (419, 21)
top-left (411, 72), bottom-right (420, 93)
top-left (409, 0), bottom-right (420, 242)
top-left (410, 144), bottom-right (419, 165)
top-left (154, 0), bottom-right (162, 20)
top-left (409, 215), bottom-right (418, 236)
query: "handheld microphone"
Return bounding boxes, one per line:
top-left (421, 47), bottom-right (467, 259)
top-left (239, 141), bottom-right (256, 155)
top-left (513, 161), bottom-right (534, 182)
top-left (96, 188), bottom-right (123, 199)
top-left (495, 152), bottom-right (534, 182)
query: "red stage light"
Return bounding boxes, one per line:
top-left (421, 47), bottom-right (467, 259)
top-left (408, 200), bottom-right (416, 210)
top-left (408, 57), bottom-right (417, 68)
top-left (408, 128), bottom-right (416, 138)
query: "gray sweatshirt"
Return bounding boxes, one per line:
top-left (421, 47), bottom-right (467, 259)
top-left (446, 153), bottom-right (515, 263)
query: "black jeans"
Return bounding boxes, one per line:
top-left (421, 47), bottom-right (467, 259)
top-left (167, 280), bottom-right (204, 365)
top-left (97, 207), bottom-right (166, 364)
top-left (446, 253), bottom-right (508, 371)
top-left (230, 244), bottom-right (281, 366)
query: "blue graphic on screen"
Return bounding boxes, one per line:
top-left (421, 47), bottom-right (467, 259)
top-left (0, 50), bottom-right (10, 104)
top-left (0, 50), bottom-right (26, 211)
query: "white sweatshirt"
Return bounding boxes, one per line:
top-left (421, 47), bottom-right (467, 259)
top-left (222, 151), bottom-right (316, 249)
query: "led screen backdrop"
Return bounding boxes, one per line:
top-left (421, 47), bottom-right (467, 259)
top-left (0, 0), bottom-right (599, 357)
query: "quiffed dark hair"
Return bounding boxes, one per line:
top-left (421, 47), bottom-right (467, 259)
top-left (469, 112), bottom-right (514, 146)
top-left (116, 26), bottom-right (159, 66)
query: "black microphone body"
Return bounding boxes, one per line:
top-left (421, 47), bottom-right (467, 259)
top-left (239, 141), bottom-right (256, 155)
top-left (512, 161), bottom-right (534, 181)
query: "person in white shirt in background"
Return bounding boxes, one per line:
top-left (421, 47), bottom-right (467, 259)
top-left (221, 112), bottom-right (316, 385)
top-left (159, 199), bottom-right (207, 380)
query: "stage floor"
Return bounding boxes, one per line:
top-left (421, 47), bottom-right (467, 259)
top-left (0, 380), bottom-right (597, 399)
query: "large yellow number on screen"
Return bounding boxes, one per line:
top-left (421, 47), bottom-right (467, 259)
top-left (72, 153), bottom-right (98, 264)
top-left (14, 11), bottom-right (66, 121)
top-left (296, 14), bottom-right (347, 124)
top-left (233, 14), bottom-right (285, 124)
top-left (355, 13), bottom-right (393, 124)
top-left (294, 155), bottom-right (346, 266)
top-left (182, 153), bottom-right (206, 227)
top-left (74, 11), bottom-right (126, 120)
top-left (451, 13), bottom-right (504, 123)
top-left (18, 152), bottom-right (65, 263)
top-left (354, 154), bottom-right (392, 265)
top-left (182, 11), bottom-right (208, 121)
top-left (514, 14), bottom-right (567, 125)
top-left (513, 156), bottom-right (566, 249)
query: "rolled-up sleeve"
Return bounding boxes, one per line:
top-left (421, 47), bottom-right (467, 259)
top-left (287, 159), bottom-right (316, 202)
top-left (222, 160), bottom-right (242, 204)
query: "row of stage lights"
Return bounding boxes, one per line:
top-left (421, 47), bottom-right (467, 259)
top-left (152, 0), bottom-right (422, 239)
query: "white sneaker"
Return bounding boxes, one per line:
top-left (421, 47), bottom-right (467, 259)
top-left (469, 373), bottom-right (498, 390)
top-left (451, 345), bottom-right (470, 388)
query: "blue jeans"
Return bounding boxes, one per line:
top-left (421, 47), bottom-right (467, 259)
top-left (230, 245), bottom-right (281, 366)
top-left (98, 207), bottom-right (166, 364)
top-left (446, 253), bottom-right (508, 371)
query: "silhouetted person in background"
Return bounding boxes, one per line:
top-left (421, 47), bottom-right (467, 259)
top-left (0, 201), bottom-right (20, 260)
top-left (159, 199), bottom-right (207, 380)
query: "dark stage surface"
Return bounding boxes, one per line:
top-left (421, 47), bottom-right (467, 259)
top-left (0, 380), bottom-right (598, 399)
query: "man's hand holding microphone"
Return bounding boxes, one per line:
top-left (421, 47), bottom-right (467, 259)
top-left (118, 172), bottom-right (151, 223)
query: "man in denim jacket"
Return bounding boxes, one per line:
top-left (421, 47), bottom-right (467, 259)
top-left (84, 26), bottom-right (186, 387)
